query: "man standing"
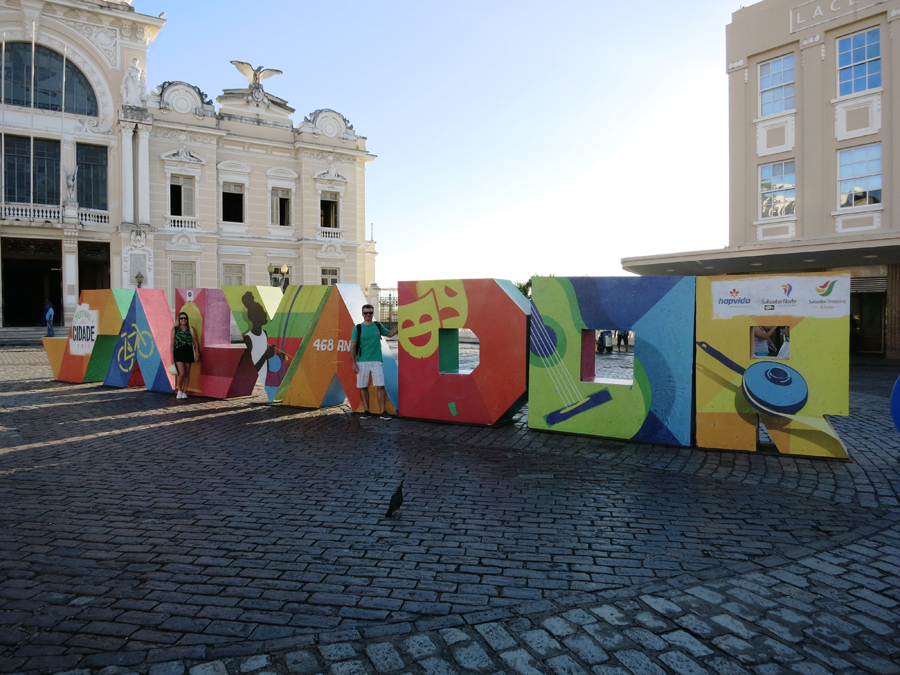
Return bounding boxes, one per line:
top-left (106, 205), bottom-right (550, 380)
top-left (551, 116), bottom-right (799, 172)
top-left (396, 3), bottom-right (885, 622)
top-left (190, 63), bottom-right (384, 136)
top-left (44, 300), bottom-right (54, 337)
top-left (350, 304), bottom-right (397, 420)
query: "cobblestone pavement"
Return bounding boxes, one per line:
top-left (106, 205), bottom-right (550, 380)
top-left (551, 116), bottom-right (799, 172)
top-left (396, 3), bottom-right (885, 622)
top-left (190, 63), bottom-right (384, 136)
top-left (1, 349), bottom-right (900, 675)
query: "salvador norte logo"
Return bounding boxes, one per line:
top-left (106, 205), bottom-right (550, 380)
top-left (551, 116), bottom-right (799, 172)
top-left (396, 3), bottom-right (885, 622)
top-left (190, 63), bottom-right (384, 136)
top-left (816, 280), bottom-right (837, 297)
top-left (781, 284), bottom-right (792, 297)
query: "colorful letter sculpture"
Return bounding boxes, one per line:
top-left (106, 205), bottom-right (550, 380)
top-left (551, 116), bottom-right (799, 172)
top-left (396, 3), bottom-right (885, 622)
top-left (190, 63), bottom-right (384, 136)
top-left (397, 279), bottom-right (530, 425)
top-left (528, 276), bottom-right (695, 445)
top-left (175, 288), bottom-right (258, 399)
top-left (43, 289), bottom-right (134, 383)
top-left (103, 289), bottom-right (176, 393)
top-left (695, 274), bottom-right (850, 458)
top-left (222, 286), bottom-right (286, 400)
top-left (276, 284), bottom-right (399, 414)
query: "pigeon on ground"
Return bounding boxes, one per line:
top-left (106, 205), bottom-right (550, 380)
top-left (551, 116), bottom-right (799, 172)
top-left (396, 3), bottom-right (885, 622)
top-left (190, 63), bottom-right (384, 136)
top-left (386, 482), bottom-right (403, 518)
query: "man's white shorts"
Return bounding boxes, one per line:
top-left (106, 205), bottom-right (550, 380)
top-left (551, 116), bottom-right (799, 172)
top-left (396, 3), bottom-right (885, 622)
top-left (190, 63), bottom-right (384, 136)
top-left (357, 361), bottom-right (385, 388)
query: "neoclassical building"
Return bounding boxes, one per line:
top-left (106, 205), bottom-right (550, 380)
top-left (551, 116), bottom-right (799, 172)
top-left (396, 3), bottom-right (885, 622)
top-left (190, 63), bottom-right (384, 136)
top-left (0, 0), bottom-right (377, 328)
top-left (623, 0), bottom-right (900, 358)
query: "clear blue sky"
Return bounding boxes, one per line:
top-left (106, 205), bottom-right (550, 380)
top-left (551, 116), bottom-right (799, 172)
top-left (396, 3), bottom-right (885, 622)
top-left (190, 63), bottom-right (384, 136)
top-left (136, 0), bottom-right (742, 288)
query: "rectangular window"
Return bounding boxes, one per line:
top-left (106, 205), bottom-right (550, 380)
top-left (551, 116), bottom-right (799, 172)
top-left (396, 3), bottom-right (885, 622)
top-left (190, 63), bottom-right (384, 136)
top-left (169, 175), bottom-right (194, 216)
top-left (222, 182), bottom-right (244, 223)
top-left (2, 135), bottom-right (60, 205)
top-left (759, 160), bottom-right (796, 219)
top-left (271, 188), bottom-right (291, 226)
top-left (760, 54), bottom-right (795, 117)
top-left (321, 267), bottom-right (339, 285)
top-left (838, 28), bottom-right (881, 96)
top-left (320, 191), bottom-right (338, 228)
top-left (839, 143), bottom-right (881, 208)
top-left (223, 264), bottom-right (244, 286)
top-left (171, 261), bottom-right (195, 291)
top-left (76, 143), bottom-right (107, 210)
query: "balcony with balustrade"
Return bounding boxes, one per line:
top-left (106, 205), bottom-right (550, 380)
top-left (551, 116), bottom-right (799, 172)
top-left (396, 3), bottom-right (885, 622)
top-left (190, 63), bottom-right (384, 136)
top-left (164, 215), bottom-right (202, 230)
top-left (317, 226), bottom-right (345, 240)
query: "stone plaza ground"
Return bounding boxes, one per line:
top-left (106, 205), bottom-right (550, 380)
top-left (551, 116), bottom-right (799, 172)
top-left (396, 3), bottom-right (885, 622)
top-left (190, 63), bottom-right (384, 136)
top-left (1, 347), bottom-right (900, 675)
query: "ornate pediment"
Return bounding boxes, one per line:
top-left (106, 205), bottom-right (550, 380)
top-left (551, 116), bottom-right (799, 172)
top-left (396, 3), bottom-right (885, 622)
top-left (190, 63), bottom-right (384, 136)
top-left (160, 147), bottom-right (205, 164)
top-left (300, 109), bottom-right (357, 141)
top-left (313, 166), bottom-right (348, 182)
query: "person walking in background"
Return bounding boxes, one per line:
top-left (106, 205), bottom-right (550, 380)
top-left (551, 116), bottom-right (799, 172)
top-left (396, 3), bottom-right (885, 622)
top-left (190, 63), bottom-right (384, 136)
top-left (170, 311), bottom-right (199, 400)
top-left (350, 304), bottom-right (397, 420)
top-left (43, 300), bottom-right (54, 337)
top-left (616, 329), bottom-right (629, 352)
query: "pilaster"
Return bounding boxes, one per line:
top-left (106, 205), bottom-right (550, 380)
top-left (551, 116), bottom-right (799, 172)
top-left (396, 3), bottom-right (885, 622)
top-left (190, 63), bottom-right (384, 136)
top-left (136, 124), bottom-right (151, 225)
top-left (119, 121), bottom-right (135, 224)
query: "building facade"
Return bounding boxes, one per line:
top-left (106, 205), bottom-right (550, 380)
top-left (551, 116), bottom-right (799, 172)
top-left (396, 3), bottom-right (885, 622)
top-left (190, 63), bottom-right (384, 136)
top-left (0, 0), bottom-right (377, 328)
top-left (622, 0), bottom-right (900, 358)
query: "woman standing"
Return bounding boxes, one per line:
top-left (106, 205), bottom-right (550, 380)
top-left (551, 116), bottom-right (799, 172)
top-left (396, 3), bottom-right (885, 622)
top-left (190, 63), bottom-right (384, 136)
top-left (170, 312), bottom-right (199, 399)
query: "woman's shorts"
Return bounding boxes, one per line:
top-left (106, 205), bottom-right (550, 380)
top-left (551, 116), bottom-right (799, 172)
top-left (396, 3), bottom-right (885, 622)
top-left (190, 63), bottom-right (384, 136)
top-left (174, 344), bottom-right (194, 364)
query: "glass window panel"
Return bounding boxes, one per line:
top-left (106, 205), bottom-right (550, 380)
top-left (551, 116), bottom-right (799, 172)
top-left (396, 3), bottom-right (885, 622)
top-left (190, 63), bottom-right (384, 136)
top-left (772, 71), bottom-right (783, 86)
top-left (1, 43), bottom-right (97, 115)
top-left (761, 89), bottom-right (773, 103)
top-left (869, 73), bottom-right (881, 89)
top-left (784, 174), bottom-right (795, 188)
top-left (869, 189), bottom-right (882, 203)
top-left (867, 160), bottom-right (881, 174)
top-left (853, 161), bottom-right (867, 176)
top-left (840, 67), bottom-right (852, 82)
top-left (761, 102), bottom-right (772, 116)
top-left (853, 78), bottom-right (865, 93)
top-left (760, 63), bottom-right (771, 77)
top-left (853, 63), bottom-right (866, 78)
top-left (76, 143), bottom-right (107, 210)
top-left (760, 75), bottom-right (771, 90)
top-left (867, 43), bottom-right (880, 59)
top-left (852, 47), bottom-right (866, 63)
top-left (774, 99), bottom-right (784, 114)
top-left (784, 54), bottom-right (794, 68)
top-left (839, 50), bottom-right (852, 68)
top-left (870, 175), bottom-right (882, 190)
top-left (783, 68), bottom-right (794, 83)
top-left (760, 165), bottom-right (772, 179)
top-left (869, 144), bottom-right (882, 158)
top-left (785, 95), bottom-right (795, 110)
top-left (852, 33), bottom-right (866, 49)
top-left (868, 28), bottom-right (880, 43)
top-left (839, 37), bottom-right (850, 53)
top-left (840, 81), bottom-right (852, 96)
top-left (869, 59), bottom-right (881, 74)
top-left (852, 147), bottom-right (868, 163)
top-left (785, 161), bottom-right (795, 174)
top-left (772, 163), bottom-right (783, 177)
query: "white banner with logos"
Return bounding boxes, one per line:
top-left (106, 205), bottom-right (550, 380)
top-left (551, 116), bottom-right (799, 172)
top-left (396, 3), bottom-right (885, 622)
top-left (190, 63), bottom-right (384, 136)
top-left (711, 276), bottom-right (850, 319)
top-left (69, 303), bottom-right (99, 356)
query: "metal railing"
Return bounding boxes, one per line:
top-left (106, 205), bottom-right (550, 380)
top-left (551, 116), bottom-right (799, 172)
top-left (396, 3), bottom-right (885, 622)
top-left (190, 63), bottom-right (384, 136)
top-left (379, 289), bottom-right (398, 323)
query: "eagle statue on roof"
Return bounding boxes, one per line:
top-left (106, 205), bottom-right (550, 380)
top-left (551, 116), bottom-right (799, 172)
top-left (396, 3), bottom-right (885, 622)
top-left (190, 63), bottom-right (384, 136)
top-left (230, 61), bottom-right (283, 103)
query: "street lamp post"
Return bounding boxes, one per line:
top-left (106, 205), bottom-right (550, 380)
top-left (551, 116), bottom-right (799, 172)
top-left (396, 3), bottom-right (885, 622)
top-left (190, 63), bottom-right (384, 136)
top-left (134, 271), bottom-right (144, 289)
top-left (267, 264), bottom-right (289, 291)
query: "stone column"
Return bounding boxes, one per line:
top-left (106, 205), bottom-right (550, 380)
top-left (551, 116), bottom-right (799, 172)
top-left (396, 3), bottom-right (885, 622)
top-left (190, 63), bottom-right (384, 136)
top-left (119, 121), bottom-right (135, 224)
top-left (62, 229), bottom-right (79, 326)
top-left (886, 264), bottom-right (900, 360)
top-left (136, 124), bottom-right (151, 225)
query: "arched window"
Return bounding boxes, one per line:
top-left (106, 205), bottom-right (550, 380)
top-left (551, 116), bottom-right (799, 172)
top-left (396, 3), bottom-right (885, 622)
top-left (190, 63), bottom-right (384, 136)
top-left (2, 43), bottom-right (98, 116)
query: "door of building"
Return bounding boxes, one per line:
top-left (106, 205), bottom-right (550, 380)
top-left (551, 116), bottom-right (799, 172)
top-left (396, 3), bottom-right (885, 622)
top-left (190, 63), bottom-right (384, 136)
top-left (1, 237), bottom-right (63, 327)
top-left (850, 292), bottom-right (885, 355)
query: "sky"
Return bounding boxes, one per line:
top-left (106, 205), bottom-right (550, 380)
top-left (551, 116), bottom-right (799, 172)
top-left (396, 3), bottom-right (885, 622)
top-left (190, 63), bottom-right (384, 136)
top-left (134, 0), bottom-right (743, 288)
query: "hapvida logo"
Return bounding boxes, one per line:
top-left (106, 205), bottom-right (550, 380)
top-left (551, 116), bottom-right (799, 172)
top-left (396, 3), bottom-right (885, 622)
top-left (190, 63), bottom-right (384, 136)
top-left (816, 280), bottom-right (837, 297)
top-left (782, 284), bottom-right (792, 297)
top-left (718, 288), bottom-right (751, 306)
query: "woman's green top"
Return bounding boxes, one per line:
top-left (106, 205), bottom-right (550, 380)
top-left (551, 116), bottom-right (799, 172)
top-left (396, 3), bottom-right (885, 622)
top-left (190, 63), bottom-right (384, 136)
top-left (174, 327), bottom-right (192, 349)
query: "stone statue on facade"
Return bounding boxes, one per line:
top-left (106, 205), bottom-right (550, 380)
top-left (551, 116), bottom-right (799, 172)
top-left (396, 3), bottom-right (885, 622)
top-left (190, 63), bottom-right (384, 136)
top-left (121, 58), bottom-right (146, 107)
top-left (65, 169), bottom-right (77, 204)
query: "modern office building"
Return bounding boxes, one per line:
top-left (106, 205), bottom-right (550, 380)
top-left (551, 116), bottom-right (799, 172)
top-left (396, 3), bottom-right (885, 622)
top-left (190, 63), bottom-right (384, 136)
top-left (623, 0), bottom-right (900, 358)
top-left (0, 0), bottom-right (377, 328)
